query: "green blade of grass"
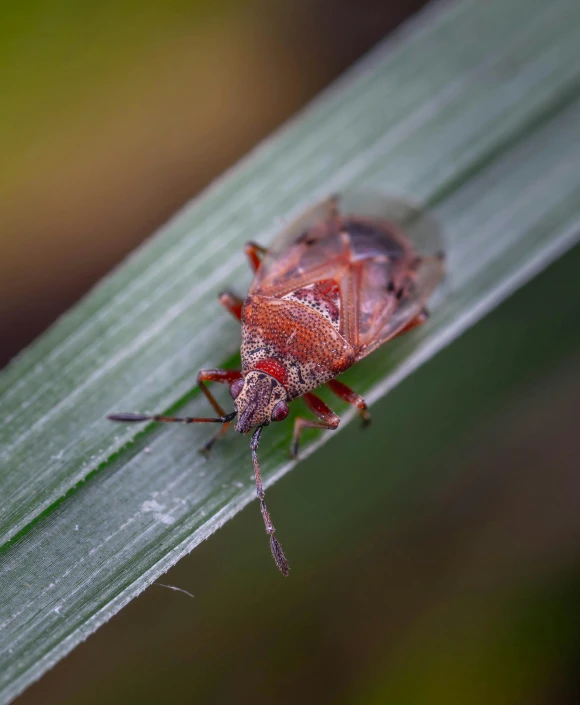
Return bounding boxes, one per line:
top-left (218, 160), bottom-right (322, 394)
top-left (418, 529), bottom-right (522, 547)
top-left (2, 0), bottom-right (580, 701)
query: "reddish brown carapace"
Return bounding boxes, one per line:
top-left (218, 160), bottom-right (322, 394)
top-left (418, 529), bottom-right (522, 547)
top-left (109, 194), bottom-right (444, 575)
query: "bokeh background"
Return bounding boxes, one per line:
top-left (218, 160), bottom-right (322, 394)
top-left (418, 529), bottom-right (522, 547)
top-left (3, 2), bottom-right (580, 704)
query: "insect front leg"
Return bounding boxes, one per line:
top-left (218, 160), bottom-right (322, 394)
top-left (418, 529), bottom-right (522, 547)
top-left (291, 392), bottom-right (340, 459)
top-left (218, 291), bottom-right (244, 322)
top-left (197, 368), bottom-right (243, 453)
top-left (326, 379), bottom-right (371, 426)
top-left (243, 242), bottom-right (268, 273)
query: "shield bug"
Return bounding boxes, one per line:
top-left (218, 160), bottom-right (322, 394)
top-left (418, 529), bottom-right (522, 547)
top-left (109, 192), bottom-right (444, 575)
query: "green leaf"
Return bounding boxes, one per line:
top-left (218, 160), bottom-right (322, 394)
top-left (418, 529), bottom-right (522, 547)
top-left (2, 0), bottom-right (580, 700)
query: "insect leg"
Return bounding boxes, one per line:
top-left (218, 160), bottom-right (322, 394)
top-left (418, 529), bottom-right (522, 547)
top-left (197, 368), bottom-right (242, 415)
top-left (326, 379), bottom-right (371, 426)
top-left (218, 291), bottom-right (243, 322)
top-left (291, 392), bottom-right (340, 459)
top-left (197, 368), bottom-right (243, 453)
top-left (243, 242), bottom-right (267, 273)
top-left (251, 425), bottom-right (289, 576)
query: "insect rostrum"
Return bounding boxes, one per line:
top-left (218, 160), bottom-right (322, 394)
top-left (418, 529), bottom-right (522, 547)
top-left (108, 193), bottom-right (444, 575)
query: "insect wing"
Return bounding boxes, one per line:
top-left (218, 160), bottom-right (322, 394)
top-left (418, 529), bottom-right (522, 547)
top-left (356, 255), bottom-right (444, 359)
top-left (337, 190), bottom-right (444, 355)
top-left (339, 189), bottom-right (444, 255)
top-left (249, 197), bottom-right (350, 297)
top-left (248, 190), bottom-right (444, 355)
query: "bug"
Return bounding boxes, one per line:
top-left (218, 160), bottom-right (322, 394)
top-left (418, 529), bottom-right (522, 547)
top-left (109, 193), bottom-right (444, 575)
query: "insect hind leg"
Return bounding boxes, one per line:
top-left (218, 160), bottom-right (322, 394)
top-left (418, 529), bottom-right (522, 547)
top-left (326, 379), bottom-right (371, 427)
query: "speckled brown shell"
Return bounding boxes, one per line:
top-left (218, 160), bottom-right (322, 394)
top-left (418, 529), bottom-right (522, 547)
top-left (241, 196), bottom-right (444, 399)
top-left (241, 295), bottom-right (355, 399)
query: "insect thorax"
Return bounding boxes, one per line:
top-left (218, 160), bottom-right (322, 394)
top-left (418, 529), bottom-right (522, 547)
top-left (241, 294), bottom-right (355, 399)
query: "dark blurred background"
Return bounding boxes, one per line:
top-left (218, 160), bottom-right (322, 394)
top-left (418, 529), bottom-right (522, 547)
top-left (4, 2), bottom-right (580, 704)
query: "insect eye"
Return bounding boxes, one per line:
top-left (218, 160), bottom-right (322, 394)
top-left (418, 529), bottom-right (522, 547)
top-left (271, 400), bottom-right (289, 422)
top-left (229, 378), bottom-right (245, 400)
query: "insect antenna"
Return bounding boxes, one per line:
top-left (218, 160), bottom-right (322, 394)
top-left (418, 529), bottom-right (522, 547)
top-left (108, 411), bottom-right (238, 425)
top-left (250, 425), bottom-right (289, 576)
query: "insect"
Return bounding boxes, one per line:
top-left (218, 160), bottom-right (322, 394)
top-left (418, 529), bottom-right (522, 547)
top-left (109, 193), bottom-right (444, 575)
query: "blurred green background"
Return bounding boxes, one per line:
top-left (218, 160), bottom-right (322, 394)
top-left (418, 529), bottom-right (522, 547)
top-left (3, 1), bottom-right (580, 704)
